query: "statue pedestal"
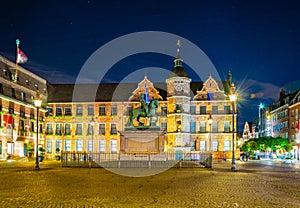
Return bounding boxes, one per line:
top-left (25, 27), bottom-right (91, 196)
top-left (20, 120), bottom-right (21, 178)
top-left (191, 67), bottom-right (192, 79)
top-left (121, 126), bottom-right (164, 153)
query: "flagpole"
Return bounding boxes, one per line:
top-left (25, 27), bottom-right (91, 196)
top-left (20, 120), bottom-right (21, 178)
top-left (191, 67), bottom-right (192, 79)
top-left (15, 39), bottom-right (20, 82)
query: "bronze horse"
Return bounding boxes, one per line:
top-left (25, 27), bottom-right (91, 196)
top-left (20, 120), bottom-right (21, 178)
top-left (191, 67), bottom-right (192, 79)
top-left (126, 96), bottom-right (158, 126)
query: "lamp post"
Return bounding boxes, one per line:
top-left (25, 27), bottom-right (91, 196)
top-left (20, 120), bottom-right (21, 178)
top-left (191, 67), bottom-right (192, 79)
top-left (259, 103), bottom-right (264, 138)
top-left (208, 114), bottom-right (213, 151)
top-left (34, 91), bottom-right (42, 170)
top-left (229, 84), bottom-right (237, 172)
top-left (89, 117), bottom-right (95, 168)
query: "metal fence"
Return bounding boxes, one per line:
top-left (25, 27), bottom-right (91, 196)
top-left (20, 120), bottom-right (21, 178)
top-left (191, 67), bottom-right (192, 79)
top-left (61, 151), bottom-right (213, 168)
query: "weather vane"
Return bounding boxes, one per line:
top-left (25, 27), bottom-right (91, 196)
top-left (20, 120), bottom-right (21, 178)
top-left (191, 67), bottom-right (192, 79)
top-left (177, 40), bottom-right (181, 56)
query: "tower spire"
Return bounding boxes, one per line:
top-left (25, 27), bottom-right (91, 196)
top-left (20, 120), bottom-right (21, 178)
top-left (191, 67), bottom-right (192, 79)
top-left (174, 40), bottom-right (182, 67)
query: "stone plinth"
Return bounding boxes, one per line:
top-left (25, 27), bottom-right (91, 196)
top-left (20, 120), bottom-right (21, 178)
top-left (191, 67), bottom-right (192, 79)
top-left (121, 127), bottom-right (164, 153)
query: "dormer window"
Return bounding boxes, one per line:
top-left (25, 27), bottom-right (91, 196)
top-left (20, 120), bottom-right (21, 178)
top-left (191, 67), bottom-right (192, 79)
top-left (35, 84), bottom-right (38, 90)
top-left (26, 80), bottom-right (30, 85)
top-left (3, 69), bottom-right (8, 76)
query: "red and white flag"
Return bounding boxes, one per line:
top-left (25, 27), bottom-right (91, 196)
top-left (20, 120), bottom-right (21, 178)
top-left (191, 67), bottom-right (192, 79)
top-left (17, 48), bottom-right (28, 63)
top-left (3, 114), bottom-right (13, 127)
top-left (296, 119), bottom-right (300, 134)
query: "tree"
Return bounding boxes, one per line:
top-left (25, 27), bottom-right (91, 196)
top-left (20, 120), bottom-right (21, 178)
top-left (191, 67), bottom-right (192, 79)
top-left (241, 136), bottom-right (291, 153)
top-left (247, 141), bottom-right (258, 153)
top-left (283, 143), bottom-right (293, 152)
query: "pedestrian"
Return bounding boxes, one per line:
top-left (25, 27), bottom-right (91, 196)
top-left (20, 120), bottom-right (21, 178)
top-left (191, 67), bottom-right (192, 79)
top-left (240, 152), bottom-right (245, 161)
top-left (245, 152), bottom-right (249, 161)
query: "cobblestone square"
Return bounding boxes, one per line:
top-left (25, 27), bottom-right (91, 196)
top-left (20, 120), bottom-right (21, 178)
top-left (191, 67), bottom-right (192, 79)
top-left (0, 160), bottom-right (299, 207)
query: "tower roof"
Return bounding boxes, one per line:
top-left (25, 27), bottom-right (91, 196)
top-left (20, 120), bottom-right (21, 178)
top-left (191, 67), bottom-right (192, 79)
top-left (168, 40), bottom-right (189, 78)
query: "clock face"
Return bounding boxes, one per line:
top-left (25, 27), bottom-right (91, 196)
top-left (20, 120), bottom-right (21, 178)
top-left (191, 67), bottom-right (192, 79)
top-left (175, 84), bottom-right (182, 92)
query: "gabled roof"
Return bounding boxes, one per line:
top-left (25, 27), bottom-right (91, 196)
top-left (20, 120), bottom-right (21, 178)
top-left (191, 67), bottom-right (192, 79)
top-left (47, 80), bottom-right (231, 103)
top-left (129, 76), bottom-right (163, 101)
top-left (193, 76), bottom-right (227, 100)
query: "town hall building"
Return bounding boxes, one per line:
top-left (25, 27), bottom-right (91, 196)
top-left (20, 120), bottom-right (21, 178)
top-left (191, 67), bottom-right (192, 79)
top-left (0, 46), bottom-right (237, 160)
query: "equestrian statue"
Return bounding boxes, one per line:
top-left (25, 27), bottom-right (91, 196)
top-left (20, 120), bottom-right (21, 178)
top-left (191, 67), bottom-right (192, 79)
top-left (126, 94), bottom-right (158, 127)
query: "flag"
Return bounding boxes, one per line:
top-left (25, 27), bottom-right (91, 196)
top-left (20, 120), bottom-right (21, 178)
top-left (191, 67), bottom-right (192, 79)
top-left (144, 82), bottom-right (150, 104)
top-left (4, 114), bottom-right (13, 127)
top-left (296, 119), bottom-right (300, 134)
top-left (17, 48), bottom-right (28, 63)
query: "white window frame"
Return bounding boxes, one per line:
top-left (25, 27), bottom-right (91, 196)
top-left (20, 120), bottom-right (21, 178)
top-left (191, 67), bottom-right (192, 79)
top-left (110, 105), bottom-right (118, 116)
top-left (224, 140), bottom-right (231, 151)
top-left (87, 140), bottom-right (93, 152)
top-left (99, 140), bottom-right (106, 152)
top-left (212, 140), bottom-right (218, 151)
top-left (56, 140), bottom-right (62, 151)
top-left (46, 140), bottom-right (52, 154)
top-left (110, 140), bottom-right (117, 152)
top-left (200, 141), bottom-right (206, 151)
top-left (76, 140), bottom-right (83, 152)
top-left (99, 123), bottom-right (105, 135)
top-left (64, 140), bottom-right (71, 151)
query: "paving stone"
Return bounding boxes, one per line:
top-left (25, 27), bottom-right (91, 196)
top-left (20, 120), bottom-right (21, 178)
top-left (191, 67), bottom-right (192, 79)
top-left (0, 159), bottom-right (299, 207)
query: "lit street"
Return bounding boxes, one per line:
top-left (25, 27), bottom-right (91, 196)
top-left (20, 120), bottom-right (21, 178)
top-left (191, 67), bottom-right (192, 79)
top-left (0, 160), bottom-right (299, 207)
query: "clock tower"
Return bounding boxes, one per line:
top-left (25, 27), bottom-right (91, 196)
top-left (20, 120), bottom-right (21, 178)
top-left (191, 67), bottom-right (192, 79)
top-left (165, 41), bottom-right (192, 152)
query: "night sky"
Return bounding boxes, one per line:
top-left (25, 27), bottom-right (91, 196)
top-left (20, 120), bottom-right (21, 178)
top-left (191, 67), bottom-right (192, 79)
top-left (1, 0), bottom-right (300, 130)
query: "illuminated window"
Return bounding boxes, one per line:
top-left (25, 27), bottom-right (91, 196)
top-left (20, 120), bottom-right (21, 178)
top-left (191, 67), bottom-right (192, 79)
top-left (212, 140), bottom-right (218, 151)
top-left (64, 123), bottom-right (71, 135)
top-left (46, 123), bottom-right (53, 134)
top-left (212, 121), bottom-right (218, 132)
top-left (110, 123), bottom-right (117, 135)
top-left (76, 105), bottom-right (82, 116)
top-left (224, 106), bottom-right (230, 114)
top-left (76, 140), bottom-right (83, 152)
top-left (199, 121), bottom-right (206, 133)
top-left (190, 106), bottom-right (196, 114)
top-left (99, 123), bottom-right (105, 135)
top-left (224, 140), bottom-right (231, 151)
top-left (87, 140), bottom-right (93, 152)
top-left (21, 92), bottom-right (26, 101)
top-left (212, 106), bottom-right (218, 114)
top-left (161, 122), bottom-right (167, 131)
top-left (46, 107), bottom-right (53, 116)
top-left (110, 140), bottom-right (117, 152)
top-left (99, 140), bottom-right (106, 152)
top-left (76, 123), bottom-right (82, 135)
top-left (200, 106), bottom-right (206, 115)
top-left (110, 106), bottom-right (117, 116)
top-left (200, 141), bottom-right (206, 151)
top-left (190, 122), bottom-right (196, 133)
top-left (64, 140), bottom-right (71, 151)
top-left (224, 121), bottom-right (230, 133)
top-left (55, 123), bottom-right (62, 135)
top-left (56, 107), bottom-right (62, 116)
top-left (88, 105), bottom-right (94, 116)
top-left (99, 106), bottom-right (106, 116)
top-left (46, 140), bottom-right (52, 154)
top-left (56, 140), bottom-right (62, 151)
top-left (64, 106), bottom-right (71, 116)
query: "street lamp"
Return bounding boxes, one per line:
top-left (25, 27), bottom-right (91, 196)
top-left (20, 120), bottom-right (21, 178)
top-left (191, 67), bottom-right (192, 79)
top-left (259, 103), bottom-right (264, 138)
top-left (89, 117), bottom-right (95, 168)
top-left (229, 84), bottom-right (237, 172)
top-left (208, 114), bottom-right (213, 151)
top-left (34, 90), bottom-right (42, 170)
